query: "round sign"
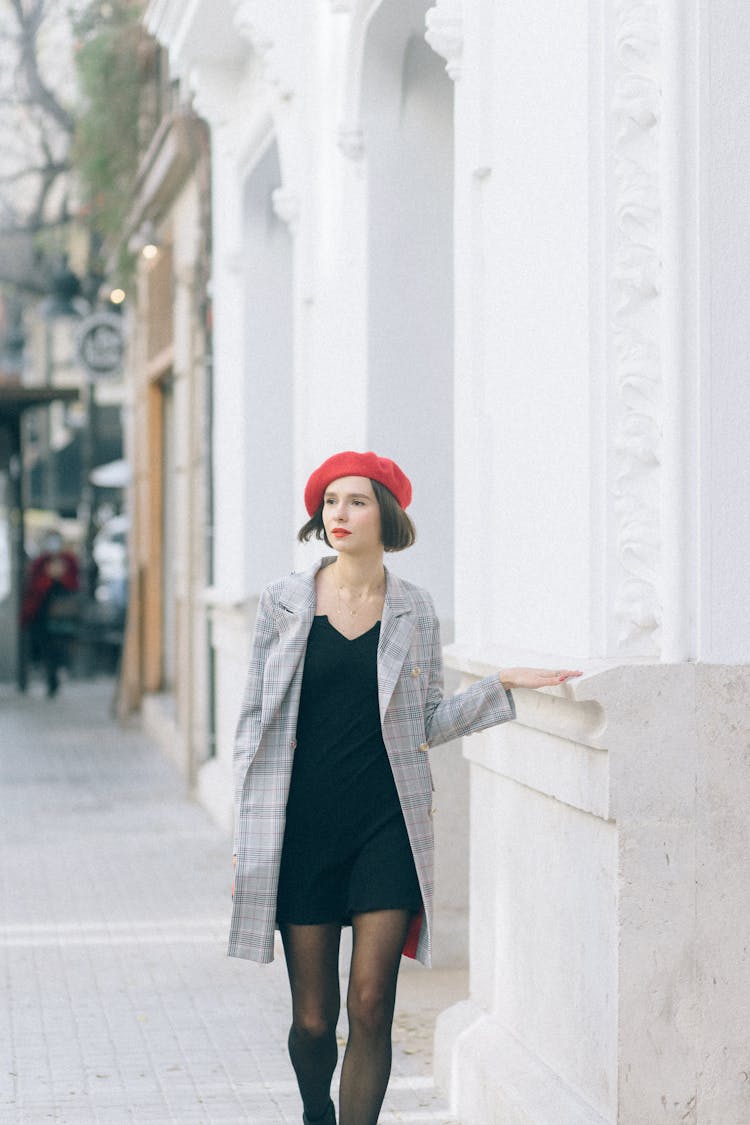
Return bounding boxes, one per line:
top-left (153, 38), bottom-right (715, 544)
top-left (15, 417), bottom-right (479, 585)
top-left (75, 312), bottom-right (125, 377)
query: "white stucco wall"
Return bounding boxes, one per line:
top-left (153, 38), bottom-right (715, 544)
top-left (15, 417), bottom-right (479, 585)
top-left (454, 0), bottom-right (594, 661)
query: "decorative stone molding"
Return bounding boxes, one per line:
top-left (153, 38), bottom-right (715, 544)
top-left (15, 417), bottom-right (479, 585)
top-left (271, 187), bottom-right (300, 231)
top-left (337, 122), bottom-right (365, 161)
top-left (610, 0), bottom-right (662, 654)
top-left (425, 0), bottom-right (463, 81)
top-left (230, 0), bottom-right (295, 100)
top-left (189, 61), bottom-right (238, 130)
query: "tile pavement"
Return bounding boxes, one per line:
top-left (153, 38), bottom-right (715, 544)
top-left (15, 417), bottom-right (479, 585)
top-left (0, 679), bottom-right (462, 1124)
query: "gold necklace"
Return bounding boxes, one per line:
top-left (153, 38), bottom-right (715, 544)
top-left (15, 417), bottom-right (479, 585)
top-left (336, 586), bottom-right (359, 617)
top-left (335, 578), bottom-right (385, 617)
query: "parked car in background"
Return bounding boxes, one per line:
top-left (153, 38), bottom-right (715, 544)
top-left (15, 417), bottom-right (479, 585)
top-left (93, 513), bottom-right (128, 620)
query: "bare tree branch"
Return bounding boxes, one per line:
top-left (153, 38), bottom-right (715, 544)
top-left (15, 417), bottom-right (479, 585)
top-left (10, 1), bottom-right (75, 136)
top-left (0, 161), bottom-right (69, 185)
top-left (0, 207), bottom-right (71, 237)
top-left (0, 0), bottom-right (77, 236)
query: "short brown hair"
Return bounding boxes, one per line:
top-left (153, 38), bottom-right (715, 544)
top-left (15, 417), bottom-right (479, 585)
top-left (297, 478), bottom-right (416, 552)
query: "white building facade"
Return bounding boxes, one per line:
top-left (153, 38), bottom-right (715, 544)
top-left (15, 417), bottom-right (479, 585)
top-left (145, 2), bottom-right (750, 1122)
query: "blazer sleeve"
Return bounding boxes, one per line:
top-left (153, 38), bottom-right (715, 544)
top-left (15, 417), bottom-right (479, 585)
top-left (423, 599), bottom-right (516, 748)
top-left (232, 587), bottom-right (277, 853)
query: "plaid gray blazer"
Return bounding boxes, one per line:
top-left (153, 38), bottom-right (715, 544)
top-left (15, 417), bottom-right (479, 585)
top-left (227, 556), bottom-right (516, 966)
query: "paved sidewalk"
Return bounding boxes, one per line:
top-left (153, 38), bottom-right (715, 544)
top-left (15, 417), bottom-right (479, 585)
top-left (0, 680), bottom-right (462, 1124)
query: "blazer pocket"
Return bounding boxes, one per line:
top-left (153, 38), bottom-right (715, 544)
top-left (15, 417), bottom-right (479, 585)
top-left (271, 605), bottom-right (296, 634)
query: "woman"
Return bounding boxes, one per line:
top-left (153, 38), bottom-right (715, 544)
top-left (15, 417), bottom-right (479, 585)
top-left (21, 530), bottom-right (80, 697)
top-left (229, 451), bottom-right (581, 1125)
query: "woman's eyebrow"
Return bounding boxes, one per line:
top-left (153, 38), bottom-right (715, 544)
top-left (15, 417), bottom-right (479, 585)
top-left (324, 491), bottom-right (371, 500)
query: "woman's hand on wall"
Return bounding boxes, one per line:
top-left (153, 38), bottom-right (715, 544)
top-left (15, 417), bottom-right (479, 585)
top-left (499, 668), bottom-right (582, 690)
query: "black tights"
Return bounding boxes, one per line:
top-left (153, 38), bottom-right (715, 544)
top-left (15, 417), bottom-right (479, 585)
top-left (280, 909), bottom-right (412, 1125)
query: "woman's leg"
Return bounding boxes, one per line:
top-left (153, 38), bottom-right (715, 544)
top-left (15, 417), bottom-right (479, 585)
top-left (280, 923), bottom-right (342, 1121)
top-left (339, 909), bottom-right (412, 1125)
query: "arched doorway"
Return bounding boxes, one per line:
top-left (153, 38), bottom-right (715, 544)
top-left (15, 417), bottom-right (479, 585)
top-left (362, 0), bottom-right (454, 624)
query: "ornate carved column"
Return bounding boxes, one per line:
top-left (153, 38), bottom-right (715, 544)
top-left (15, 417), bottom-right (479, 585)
top-left (609, 0), bottom-right (663, 657)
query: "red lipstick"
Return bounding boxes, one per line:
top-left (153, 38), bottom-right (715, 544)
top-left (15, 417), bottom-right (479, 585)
top-left (331, 528), bottom-right (351, 538)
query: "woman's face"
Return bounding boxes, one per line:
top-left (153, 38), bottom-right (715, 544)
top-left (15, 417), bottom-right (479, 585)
top-left (42, 532), bottom-right (63, 553)
top-left (322, 476), bottom-right (382, 554)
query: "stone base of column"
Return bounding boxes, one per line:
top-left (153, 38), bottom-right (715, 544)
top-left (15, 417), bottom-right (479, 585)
top-left (435, 655), bottom-right (750, 1125)
top-left (435, 999), bottom-right (608, 1125)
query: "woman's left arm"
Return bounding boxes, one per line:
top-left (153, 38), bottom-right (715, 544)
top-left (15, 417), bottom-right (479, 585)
top-left (422, 603), bottom-right (581, 748)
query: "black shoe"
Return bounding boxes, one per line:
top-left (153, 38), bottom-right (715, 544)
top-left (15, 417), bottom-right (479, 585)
top-left (303, 1100), bottom-right (336, 1125)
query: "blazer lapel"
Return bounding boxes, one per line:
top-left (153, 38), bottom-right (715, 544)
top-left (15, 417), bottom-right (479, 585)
top-left (258, 558), bottom-right (416, 732)
top-left (258, 559), bottom-right (327, 733)
top-left (377, 569), bottom-right (415, 724)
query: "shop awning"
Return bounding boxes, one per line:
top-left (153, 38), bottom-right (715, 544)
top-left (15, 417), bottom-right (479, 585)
top-left (0, 384), bottom-right (79, 421)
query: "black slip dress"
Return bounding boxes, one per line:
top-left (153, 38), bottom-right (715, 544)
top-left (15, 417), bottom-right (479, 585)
top-left (275, 615), bottom-right (422, 924)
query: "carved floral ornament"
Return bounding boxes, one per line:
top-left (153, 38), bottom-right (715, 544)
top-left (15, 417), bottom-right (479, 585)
top-left (611, 0), bottom-right (663, 654)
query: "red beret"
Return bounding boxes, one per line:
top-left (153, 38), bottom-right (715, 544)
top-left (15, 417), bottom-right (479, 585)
top-left (304, 451), bottom-right (412, 515)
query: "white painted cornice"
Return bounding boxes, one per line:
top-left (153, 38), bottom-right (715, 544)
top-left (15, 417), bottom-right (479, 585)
top-left (146, 0), bottom-right (248, 82)
top-left (425, 0), bottom-right (463, 80)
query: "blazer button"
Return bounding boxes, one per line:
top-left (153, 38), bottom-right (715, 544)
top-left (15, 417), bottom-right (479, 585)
top-left (290, 739), bottom-right (297, 750)
top-left (411, 666), bottom-right (421, 677)
top-left (418, 741), bottom-right (430, 752)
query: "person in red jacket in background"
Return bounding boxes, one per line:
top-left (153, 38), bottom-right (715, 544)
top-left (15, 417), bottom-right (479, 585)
top-left (21, 530), bottom-right (80, 697)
